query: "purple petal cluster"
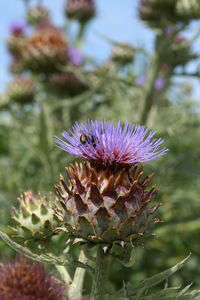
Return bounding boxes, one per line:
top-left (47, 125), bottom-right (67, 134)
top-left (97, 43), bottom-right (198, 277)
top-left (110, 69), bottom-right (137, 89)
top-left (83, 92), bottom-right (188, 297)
top-left (68, 46), bottom-right (83, 66)
top-left (55, 120), bottom-right (168, 167)
top-left (154, 77), bottom-right (165, 90)
top-left (10, 20), bottom-right (26, 35)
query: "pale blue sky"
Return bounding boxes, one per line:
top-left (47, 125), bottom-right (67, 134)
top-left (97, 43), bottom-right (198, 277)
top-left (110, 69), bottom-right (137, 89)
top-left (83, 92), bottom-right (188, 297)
top-left (0, 0), bottom-right (200, 98)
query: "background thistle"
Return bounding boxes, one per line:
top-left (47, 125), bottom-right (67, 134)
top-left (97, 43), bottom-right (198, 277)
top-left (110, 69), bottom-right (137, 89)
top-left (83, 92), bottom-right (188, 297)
top-left (111, 43), bottom-right (135, 66)
top-left (11, 191), bottom-right (59, 243)
top-left (7, 22), bottom-right (27, 57)
top-left (65, 0), bottom-right (95, 24)
top-left (26, 6), bottom-right (50, 26)
top-left (0, 256), bottom-right (66, 300)
top-left (21, 23), bottom-right (68, 74)
top-left (176, 0), bottom-right (200, 20)
top-left (7, 77), bottom-right (35, 104)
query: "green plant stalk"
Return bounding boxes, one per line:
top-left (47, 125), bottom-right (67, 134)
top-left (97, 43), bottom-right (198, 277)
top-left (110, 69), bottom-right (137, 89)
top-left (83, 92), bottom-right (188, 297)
top-left (75, 23), bottom-right (87, 50)
top-left (90, 246), bottom-right (108, 300)
top-left (140, 34), bottom-right (174, 124)
top-left (55, 265), bottom-right (72, 285)
top-left (140, 52), bottom-right (162, 124)
top-left (68, 250), bottom-right (88, 300)
top-left (146, 71), bottom-right (172, 127)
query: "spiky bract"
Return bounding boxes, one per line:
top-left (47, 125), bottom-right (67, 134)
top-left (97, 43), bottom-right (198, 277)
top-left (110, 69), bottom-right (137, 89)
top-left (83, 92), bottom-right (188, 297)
top-left (11, 191), bottom-right (59, 242)
top-left (55, 161), bottom-right (160, 247)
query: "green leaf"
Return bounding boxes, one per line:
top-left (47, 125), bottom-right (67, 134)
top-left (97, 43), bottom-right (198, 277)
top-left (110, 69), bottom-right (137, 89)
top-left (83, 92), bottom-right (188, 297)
top-left (112, 255), bottom-right (192, 299)
top-left (110, 243), bottom-right (136, 267)
top-left (0, 230), bottom-right (94, 274)
top-left (133, 254), bottom-right (191, 297)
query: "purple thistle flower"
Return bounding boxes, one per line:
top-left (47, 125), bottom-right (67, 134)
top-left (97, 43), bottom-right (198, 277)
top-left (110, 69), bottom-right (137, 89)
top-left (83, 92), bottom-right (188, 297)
top-left (165, 26), bottom-right (174, 35)
top-left (10, 20), bottom-right (27, 35)
top-left (154, 77), bottom-right (165, 91)
top-left (68, 46), bottom-right (83, 66)
top-left (55, 120), bottom-right (168, 167)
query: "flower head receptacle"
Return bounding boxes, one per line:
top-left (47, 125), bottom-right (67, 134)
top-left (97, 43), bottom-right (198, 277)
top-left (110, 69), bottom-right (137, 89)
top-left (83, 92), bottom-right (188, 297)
top-left (54, 161), bottom-right (161, 248)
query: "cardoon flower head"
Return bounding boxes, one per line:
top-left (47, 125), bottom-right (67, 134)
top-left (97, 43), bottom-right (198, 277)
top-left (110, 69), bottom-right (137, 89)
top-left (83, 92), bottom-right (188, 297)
top-left (0, 257), bottom-right (66, 300)
top-left (55, 120), bottom-right (168, 168)
top-left (111, 42), bottom-right (135, 66)
top-left (21, 23), bottom-right (69, 74)
top-left (7, 22), bottom-right (27, 56)
top-left (65, 0), bottom-right (95, 24)
top-left (176, 0), bottom-right (200, 21)
top-left (7, 77), bottom-right (35, 104)
top-left (26, 5), bottom-right (50, 26)
top-left (10, 20), bottom-right (26, 36)
top-left (49, 72), bottom-right (88, 97)
top-left (11, 191), bottom-right (59, 241)
top-left (55, 121), bottom-right (167, 248)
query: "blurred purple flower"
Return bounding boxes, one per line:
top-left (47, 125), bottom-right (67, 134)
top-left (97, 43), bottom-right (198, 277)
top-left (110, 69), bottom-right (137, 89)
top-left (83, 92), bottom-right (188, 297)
top-left (55, 120), bottom-right (168, 167)
top-left (10, 20), bottom-right (27, 35)
top-left (68, 46), bottom-right (83, 66)
top-left (0, 257), bottom-right (66, 300)
top-left (154, 77), bottom-right (165, 90)
top-left (136, 75), bottom-right (146, 86)
top-left (165, 26), bottom-right (174, 35)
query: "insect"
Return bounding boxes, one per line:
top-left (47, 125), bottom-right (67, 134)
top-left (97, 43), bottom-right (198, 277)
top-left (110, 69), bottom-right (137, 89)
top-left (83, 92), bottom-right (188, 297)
top-left (80, 133), bottom-right (100, 148)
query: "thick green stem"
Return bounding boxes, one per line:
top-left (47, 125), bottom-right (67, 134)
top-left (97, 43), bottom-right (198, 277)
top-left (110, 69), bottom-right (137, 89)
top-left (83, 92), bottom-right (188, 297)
top-left (55, 265), bottom-right (72, 286)
top-left (90, 246), bottom-right (108, 300)
top-left (68, 250), bottom-right (88, 300)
